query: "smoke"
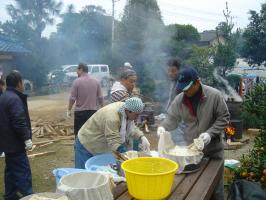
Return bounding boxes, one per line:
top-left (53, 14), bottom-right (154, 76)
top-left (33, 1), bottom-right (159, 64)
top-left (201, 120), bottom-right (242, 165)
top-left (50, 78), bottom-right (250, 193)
top-left (213, 68), bottom-right (242, 102)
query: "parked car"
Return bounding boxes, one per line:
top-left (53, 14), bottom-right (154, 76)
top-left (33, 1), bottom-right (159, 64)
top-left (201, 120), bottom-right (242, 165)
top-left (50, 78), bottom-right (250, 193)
top-left (48, 64), bottom-right (110, 87)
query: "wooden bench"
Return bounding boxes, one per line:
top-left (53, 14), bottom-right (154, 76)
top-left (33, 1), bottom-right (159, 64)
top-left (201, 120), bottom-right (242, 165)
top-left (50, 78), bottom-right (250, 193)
top-left (113, 158), bottom-right (223, 200)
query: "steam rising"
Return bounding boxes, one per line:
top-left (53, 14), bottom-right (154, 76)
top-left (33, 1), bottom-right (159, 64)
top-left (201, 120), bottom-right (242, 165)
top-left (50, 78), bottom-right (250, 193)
top-left (213, 69), bottom-right (242, 102)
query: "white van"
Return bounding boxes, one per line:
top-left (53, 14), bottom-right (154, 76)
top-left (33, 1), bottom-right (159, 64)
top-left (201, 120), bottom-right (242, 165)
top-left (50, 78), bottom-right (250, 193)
top-left (48, 64), bottom-right (110, 86)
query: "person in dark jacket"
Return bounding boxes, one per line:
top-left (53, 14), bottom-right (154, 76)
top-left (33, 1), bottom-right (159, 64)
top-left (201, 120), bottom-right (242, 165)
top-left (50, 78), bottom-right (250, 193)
top-left (0, 71), bottom-right (33, 200)
top-left (0, 79), bottom-right (5, 157)
top-left (0, 79), bottom-right (4, 95)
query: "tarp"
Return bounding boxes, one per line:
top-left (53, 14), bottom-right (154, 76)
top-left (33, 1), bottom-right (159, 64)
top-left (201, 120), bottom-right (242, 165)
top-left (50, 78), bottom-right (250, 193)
top-left (227, 180), bottom-right (266, 200)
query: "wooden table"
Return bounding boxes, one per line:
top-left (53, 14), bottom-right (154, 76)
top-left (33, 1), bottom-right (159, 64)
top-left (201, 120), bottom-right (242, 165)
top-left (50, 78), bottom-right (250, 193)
top-left (113, 158), bottom-right (223, 200)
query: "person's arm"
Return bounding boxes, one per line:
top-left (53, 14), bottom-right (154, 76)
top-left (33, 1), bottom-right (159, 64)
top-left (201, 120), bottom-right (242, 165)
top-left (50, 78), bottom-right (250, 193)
top-left (111, 90), bottom-right (130, 102)
top-left (68, 81), bottom-right (77, 114)
top-left (97, 81), bottom-right (104, 107)
top-left (160, 96), bottom-right (182, 131)
top-left (206, 93), bottom-right (230, 138)
top-left (8, 98), bottom-right (31, 141)
top-left (130, 123), bottom-right (144, 139)
top-left (104, 118), bottom-right (123, 151)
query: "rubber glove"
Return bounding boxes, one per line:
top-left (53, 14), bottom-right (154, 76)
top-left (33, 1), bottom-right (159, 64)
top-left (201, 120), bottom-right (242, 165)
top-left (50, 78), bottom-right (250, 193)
top-left (198, 132), bottom-right (211, 146)
top-left (25, 139), bottom-right (33, 150)
top-left (66, 110), bottom-right (71, 118)
top-left (116, 145), bottom-right (128, 153)
top-left (157, 126), bottom-right (166, 137)
top-left (140, 136), bottom-right (150, 152)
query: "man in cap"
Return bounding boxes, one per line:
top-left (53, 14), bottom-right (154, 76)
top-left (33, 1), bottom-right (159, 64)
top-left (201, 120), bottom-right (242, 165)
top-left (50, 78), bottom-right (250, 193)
top-left (75, 97), bottom-right (150, 169)
top-left (157, 67), bottom-right (229, 200)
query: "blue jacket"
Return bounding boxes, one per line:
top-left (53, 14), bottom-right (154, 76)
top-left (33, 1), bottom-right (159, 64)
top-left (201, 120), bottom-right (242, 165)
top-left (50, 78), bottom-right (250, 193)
top-left (0, 87), bottom-right (32, 152)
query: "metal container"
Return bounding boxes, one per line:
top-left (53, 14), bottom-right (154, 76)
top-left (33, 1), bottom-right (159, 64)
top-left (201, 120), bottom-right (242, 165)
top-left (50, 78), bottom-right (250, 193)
top-left (226, 99), bottom-right (242, 120)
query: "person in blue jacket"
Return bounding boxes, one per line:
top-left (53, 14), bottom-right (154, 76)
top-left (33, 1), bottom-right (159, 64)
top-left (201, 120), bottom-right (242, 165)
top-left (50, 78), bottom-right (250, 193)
top-left (0, 71), bottom-right (33, 200)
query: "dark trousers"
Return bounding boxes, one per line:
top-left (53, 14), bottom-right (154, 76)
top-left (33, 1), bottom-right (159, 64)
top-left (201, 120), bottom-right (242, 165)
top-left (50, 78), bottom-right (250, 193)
top-left (4, 152), bottom-right (33, 200)
top-left (74, 110), bottom-right (96, 135)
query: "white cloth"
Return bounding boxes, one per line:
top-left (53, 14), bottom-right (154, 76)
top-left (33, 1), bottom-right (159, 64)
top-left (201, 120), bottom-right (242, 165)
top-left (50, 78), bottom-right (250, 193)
top-left (119, 110), bottom-right (134, 143)
top-left (140, 136), bottom-right (150, 152)
top-left (66, 110), bottom-right (71, 118)
top-left (57, 172), bottom-right (113, 200)
top-left (158, 131), bottom-right (203, 173)
top-left (110, 81), bottom-right (127, 94)
top-left (157, 126), bottom-right (166, 137)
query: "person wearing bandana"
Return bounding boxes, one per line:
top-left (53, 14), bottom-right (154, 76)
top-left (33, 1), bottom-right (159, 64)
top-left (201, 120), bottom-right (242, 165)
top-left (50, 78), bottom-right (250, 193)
top-left (75, 97), bottom-right (150, 169)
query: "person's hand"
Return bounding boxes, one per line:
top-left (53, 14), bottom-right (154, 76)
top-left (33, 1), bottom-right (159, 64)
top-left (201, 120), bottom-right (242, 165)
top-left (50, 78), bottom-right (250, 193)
top-left (24, 139), bottom-right (33, 150)
top-left (140, 136), bottom-right (150, 152)
top-left (157, 126), bottom-right (166, 137)
top-left (66, 110), bottom-right (71, 118)
top-left (198, 132), bottom-right (211, 146)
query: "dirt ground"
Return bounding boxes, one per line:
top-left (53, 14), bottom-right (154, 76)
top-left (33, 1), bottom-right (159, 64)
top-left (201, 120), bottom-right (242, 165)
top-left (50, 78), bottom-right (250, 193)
top-left (0, 90), bottom-right (255, 198)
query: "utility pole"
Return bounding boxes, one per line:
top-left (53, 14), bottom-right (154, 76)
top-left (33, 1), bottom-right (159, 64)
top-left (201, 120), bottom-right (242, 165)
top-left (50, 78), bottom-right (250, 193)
top-left (111, 0), bottom-right (115, 51)
top-left (111, 0), bottom-right (120, 51)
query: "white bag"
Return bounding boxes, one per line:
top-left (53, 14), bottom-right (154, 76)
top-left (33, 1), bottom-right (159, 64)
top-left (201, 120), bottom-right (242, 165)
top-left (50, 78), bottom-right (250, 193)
top-left (57, 172), bottom-right (113, 200)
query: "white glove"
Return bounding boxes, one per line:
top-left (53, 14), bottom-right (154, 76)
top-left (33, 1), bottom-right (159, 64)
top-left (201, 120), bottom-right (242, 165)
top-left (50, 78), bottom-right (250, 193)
top-left (140, 136), bottom-right (150, 152)
top-left (198, 132), bottom-right (211, 146)
top-left (157, 126), bottom-right (166, 137)
top-left (24, 139), bottom-right (33, 150)
top-left (66, 110), bottom-right (71, 118)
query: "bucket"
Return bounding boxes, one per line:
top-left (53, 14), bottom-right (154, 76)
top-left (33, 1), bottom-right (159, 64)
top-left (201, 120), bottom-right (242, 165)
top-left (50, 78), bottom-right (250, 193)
top-left (57, 172), bottom-right (113, 200)
top-left (122, 157), bottom-right (178, 200)
top-left (85, 153), bottom-right (116, 169)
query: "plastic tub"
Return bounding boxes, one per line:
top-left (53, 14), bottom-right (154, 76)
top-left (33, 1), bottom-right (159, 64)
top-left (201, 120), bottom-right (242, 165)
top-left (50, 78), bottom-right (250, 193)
top-left (122, 157), bottom-right (178, 200)
top-left (57, 172), bottom-right (113, 200)
top-left (20, 192), bottom-right (68, 200)
top-left (85, 153), bottom-right (116, 169)
top-left (52, 168), bottom-right (88, 185)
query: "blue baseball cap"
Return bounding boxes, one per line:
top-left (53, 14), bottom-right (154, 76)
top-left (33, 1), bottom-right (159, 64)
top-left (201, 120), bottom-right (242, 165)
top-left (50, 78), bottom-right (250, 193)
top-left (176, 67), bottom-right (199, 92)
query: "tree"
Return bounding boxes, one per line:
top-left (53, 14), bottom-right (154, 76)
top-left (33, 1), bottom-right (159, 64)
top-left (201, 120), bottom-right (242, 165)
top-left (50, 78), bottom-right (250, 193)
top-left (185, 45), bottom-right (215, 85)
top-left (0, 0), bottom-right (62, 87)
top-left (117, 0), bottom-right (164, 97)
top-left (5, 0), bottom-right (62, 41)
top-left (241, 3), bottom-right (266, 66)
top-left (213, 2), bottom-right (237, 77)
top-left (163, 24), bottom-right (200, 59)
top-left (55, 5), bottom-right (112, 64)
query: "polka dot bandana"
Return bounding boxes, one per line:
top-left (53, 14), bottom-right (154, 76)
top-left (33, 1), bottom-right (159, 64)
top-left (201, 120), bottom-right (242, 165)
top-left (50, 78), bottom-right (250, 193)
top-left (124, 97), bottom-right (144, 113)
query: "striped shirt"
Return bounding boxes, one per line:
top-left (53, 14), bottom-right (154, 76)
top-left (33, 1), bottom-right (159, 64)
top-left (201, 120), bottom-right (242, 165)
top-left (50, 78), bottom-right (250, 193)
top-left (110, 81), bottom-right (131, 102)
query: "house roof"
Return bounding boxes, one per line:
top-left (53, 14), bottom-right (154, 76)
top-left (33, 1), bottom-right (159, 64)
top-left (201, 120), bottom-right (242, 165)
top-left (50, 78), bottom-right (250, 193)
top-left (200, 30), bottom-right (220, 42)
top-left (0, 35), bottom-right (29, 54)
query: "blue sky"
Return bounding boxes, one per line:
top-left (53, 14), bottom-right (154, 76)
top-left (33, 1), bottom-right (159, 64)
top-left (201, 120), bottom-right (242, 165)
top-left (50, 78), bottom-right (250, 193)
top-left (0, 0), bottom-right (264, 37)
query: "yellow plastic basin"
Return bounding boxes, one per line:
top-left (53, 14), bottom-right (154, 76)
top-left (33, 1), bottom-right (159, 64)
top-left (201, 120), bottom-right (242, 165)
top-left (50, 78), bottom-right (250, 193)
top-left (121, 157), bottom-right (178, 200)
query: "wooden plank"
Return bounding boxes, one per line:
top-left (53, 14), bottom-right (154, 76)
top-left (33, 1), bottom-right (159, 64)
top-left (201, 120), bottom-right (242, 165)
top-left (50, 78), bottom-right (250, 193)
top-left (39, 141), bottom-right (54, 148)
top-left (184, 159), bottom-right (223, 200)
top-left (169, 159), bottom-right (209, 200)
top-left (115, 191), bottom-right (134, 200)
top-left (33, 139), bottom-right (59, 145)
top-left (28, 151), bottom-right (56, 158)
top-left (113, 182), bottom-right (128, 199)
